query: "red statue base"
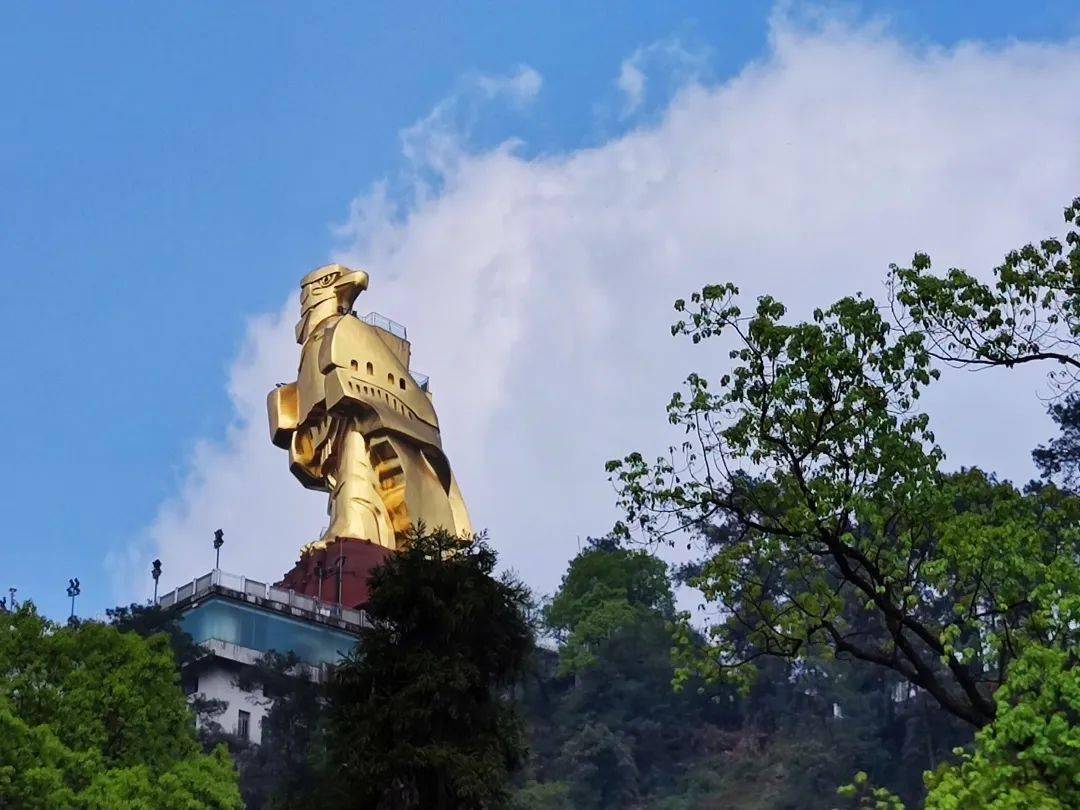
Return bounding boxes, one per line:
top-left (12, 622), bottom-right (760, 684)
top-left (276, 539), bottom-right (393, 608)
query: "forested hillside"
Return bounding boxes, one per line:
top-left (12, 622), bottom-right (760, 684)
top-left (510, 540), bottom-right (971, 808)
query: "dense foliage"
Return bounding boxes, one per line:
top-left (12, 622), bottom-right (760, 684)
top-left (544, 537), bottom-right (674, 677)
top-left (923, 644), bottom-right (1080, 809)
top-left (0, 605), bottom-right (242, 808)
top-left (603, 195), bottom-right (1080, 805)
top-left (106, 602), bottom-right (205, 667)
top-left (608, 255), bottom-right (1080, 731)
top-left (323, 529), bottom-right (534, 809)
top-left (513, 540), bottom-right (969, 809)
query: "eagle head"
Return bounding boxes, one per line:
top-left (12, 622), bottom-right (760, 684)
top-left (295, 263), bottom-right (369, 342)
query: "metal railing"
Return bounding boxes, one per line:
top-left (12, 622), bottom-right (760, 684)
top-left (156, 569), bottom-right (369, 629)
top-left (409, 371), bottom-right (430, 391)
top-left (361, 311), bottom-right (407, 340)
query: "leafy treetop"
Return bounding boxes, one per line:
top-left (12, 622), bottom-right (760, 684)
top-left (324, 529), bottom-right (534, 810)
top-left (609, 242), bottom-right (1080, 728)
top-left (0, 604), bottom-right (242, 809)
top-left (890, 196), bottom-right (1080, 392)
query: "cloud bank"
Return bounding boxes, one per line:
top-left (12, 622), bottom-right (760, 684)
top-left (124, 14), bottom-right (1080, 602)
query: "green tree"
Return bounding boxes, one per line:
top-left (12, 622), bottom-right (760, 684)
top-left (608, 197), bottom-right (1080, 805)
top-left (1031, 393), bottom-right (1080, 490)
top-left (838, 644), bottom-right (1080, 809)
top-left (890, 196), bottom-right (1080, 493)
top-left (545, 537), bottom-right (674, 631)
top-left (557, 722), bottom-right (639, 808)
top-left (105, 601), bottom-right (234, 750)
top-left (106, 602), bottom-right (204, 667)
top-left (519, 541), bottom-right (965, 808)
top-left (0, 604), bottom-right (242, 808)
top-left (544, 537), bottom-right (674, 678)
top-left (519, 541), bottom-right (734, 807)
top-left (609, 282), bottom-right (1080, 727)
top-left (323, 529), bottom-right (533, 810)
top-left (889, 196), bottom-right (1080, 392)
top-left (923, 644), bottom-right (1080, 809)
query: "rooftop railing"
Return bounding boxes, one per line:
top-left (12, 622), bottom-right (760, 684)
top-left (361, 311), bottom-right (407, 340)
top-left (156, 569), bottom-right (369, 631)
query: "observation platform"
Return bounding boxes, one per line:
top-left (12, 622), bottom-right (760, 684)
top-left (158, 568), bottom-right (367, 668)
top-left (158, 568), bottom-right (370, 743)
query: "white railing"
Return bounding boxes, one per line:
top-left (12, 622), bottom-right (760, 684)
top-left (155, 569), bottom-right (369, 628)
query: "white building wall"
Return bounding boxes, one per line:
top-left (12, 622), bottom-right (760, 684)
top-left (192, 662), bottom-right (269, 745)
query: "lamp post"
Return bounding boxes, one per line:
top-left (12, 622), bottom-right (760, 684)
top-left (213, 529), bottom-right (224, 570)
top-left (335, 547), bottom-right (345, 605)
top-left (151, 559), bottom-right (162, 605)
top-left (315, 554), bottom-right (346, 605)
top-left (66, 578), bottom-right (80, 620)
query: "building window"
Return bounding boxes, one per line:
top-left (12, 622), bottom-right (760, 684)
top-left (399, 377), bottom-right (406, 390)
top-left (237, 710), bottom-right (250, 741)
top-left (366, 361), bottom-right (374, 375)
top-left (387, 373), bottom-right (395, 385)
top-left (350, 359), bottom-right (358, 371)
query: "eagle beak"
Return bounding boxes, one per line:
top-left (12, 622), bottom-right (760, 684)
top-left (335, 268), bottom-right (369, 312)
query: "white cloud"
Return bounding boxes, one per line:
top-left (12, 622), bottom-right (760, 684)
top-left (399, 65), bottom-right (541, 180)
top-left (616, 37), bottom-right (710, 116)
top-left (475, 65), bottom-right (543, 104)
top-left (616, 61), bottom-right (646, 114)
top-left (125, 16), bottom-right (1080, 604)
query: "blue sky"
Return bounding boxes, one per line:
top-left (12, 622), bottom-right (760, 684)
top-left (3, 1), bottom-right (1080, 619)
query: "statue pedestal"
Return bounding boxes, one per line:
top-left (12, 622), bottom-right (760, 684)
top-left (276, 539), bottom-right (393, 609)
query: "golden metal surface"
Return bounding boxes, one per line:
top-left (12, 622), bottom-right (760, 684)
top-left (268, 264), bottom-right (472, 552)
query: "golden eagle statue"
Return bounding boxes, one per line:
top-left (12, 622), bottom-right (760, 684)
top-left (267, 264), bottom-right (471, 552)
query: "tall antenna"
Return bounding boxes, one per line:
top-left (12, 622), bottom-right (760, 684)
top-left (213, 529), bottom-right (225, 570)
top-left (151, 560), bottom-right (162, 605)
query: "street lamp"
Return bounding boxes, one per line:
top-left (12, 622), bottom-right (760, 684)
top-left (66, 578), bottom-right (80, 620)
top-left (151, 559), bottom-right (162, 605)
top-left (213, 529), bottom-right (224, 570)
